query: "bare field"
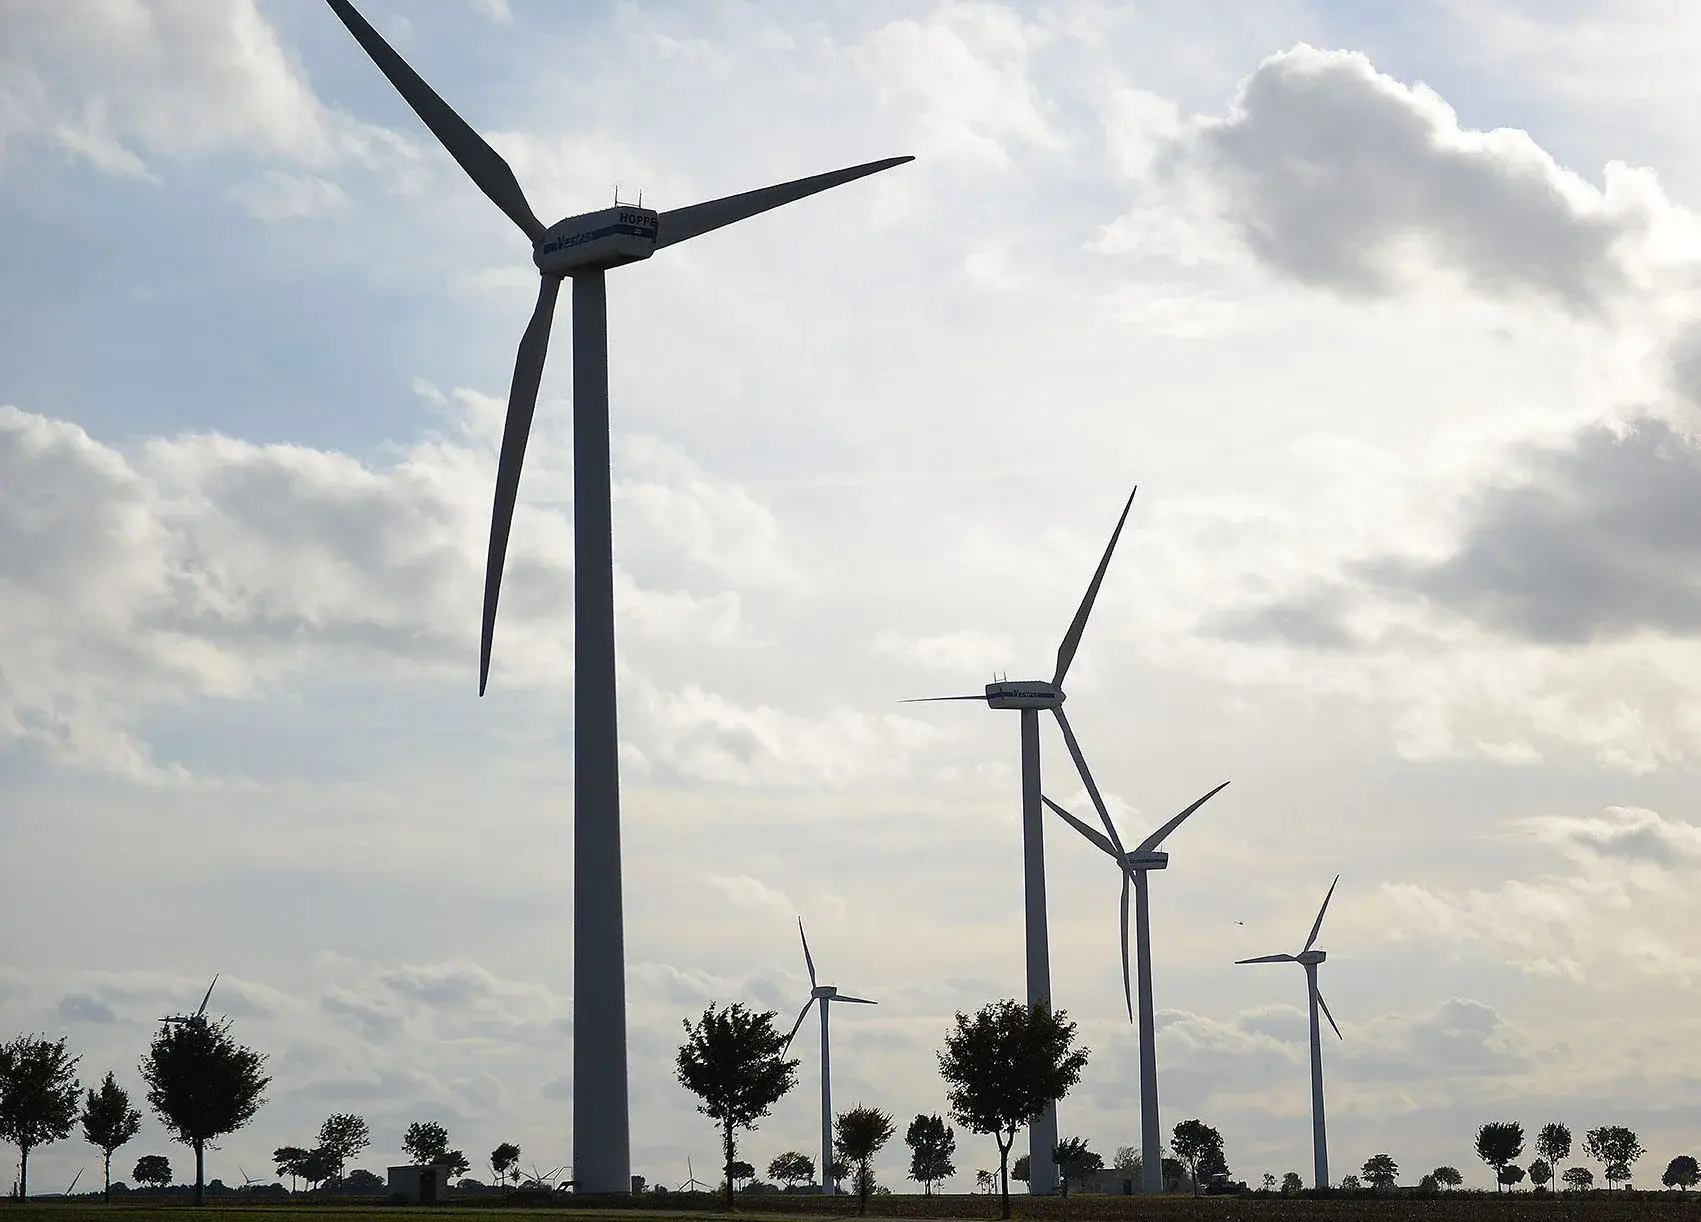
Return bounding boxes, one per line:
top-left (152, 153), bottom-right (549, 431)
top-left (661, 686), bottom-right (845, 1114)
top-left (3, 1196), bottom-right (1700, 1222)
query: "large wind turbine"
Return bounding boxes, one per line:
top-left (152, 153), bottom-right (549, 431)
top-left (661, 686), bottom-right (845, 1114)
top-left (780, 919), bottom-right (876, 1195)
top-left (324, 1), bottom-right (911, 1194)
top-left (1043, 781), bottom-right (1229, 1193)
top-left (1236, 876), bottom-right (1343, 1189)
top-left (905, 488), bottom-right (1137, 1195)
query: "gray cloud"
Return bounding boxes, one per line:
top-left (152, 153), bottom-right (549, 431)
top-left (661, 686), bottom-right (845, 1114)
top-left (56, 992), bottom-right (119, 1024)
top-left (1186, 45), bottom-right (1658, 313)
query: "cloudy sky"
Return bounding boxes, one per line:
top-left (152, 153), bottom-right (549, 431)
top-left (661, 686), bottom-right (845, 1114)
top-left (5, 0), bottom-right (1701, 1196)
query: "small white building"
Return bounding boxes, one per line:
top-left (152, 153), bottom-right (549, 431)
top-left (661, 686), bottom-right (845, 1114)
top-left (387, 1165), bottom-right (455, 1203)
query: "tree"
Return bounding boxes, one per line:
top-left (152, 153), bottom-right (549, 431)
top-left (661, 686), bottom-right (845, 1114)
top-left (133, 1154), bottom-right (172, 1189)
top-left (1499, 1165), bottom-right (1527, 1189)
top-left (835, 1105), bottom-right (895, 1215)
top-left (297, 1146), bottom-right (337, 1191)
top-left (1011, 1154), bottom-right (1029, 1183)
top-left (343, 1169), bottom-right (385, 1194)
top-left (675, 1002), bottom-right (799, 1211)
top-left (1261, 1172), bottom-right (1277, 1192)
top-left (80, 1071), bottom-right (142, 1202)
top-left (1339, 1174), bottom-right (1361, 1190)
top-left (1663, 1155), bottom-right (1699, 1191)
top-left (317, 1114), bottom-right (370, 1183)
top-left (0, 1034), bottom-right (81, 1200)
top-left (904, 1114), bottom-right (956, 1195)
top-left (1280, 1171), bottom-right (1304, 1194)
top-left (767, 1151), bottom-right (813, 1190)
top-left (1529, 1158), bottom-right (1552, 1191)
top-left (1113, 1146), bottom-right (1140, 1177)
top-left (440, 1150), bottom-right (471, 1179)
top-left (826, 1158), bottom-right (848, 1191)
top-left (1361, 1153), bottom-right (1398, 1191)
top-left (1432, 1166), bottom-right (1463, 1190)
top-left (936, 999), bottom-right (1088, 1219)
top-left (1535, 1122), bottom-right (1571, 1191)
top-left (1417, 1173), bottom-right (1438, 1193)
top-left (140, 1015), bottom-right (268, 1204)
top-left (1475, 1121), bottom-right (1524, 1193)
top-left (1584, 1126), bottom-right (1642, 1190)
top-left (1053, 1136), bottom-right (1102, 1196)
top-left (273, 1146), bottom-right (311, 1193)
top-left (491, 1142), bottom-right (520, 1188)
top-left (975, 1169), bottom-right (995, 1193)
top-left (402, 1121), bottom-right (449, 1167)
top-left (1562, 1166), bottom-right (1594, 1191)
top-left (1170, 1119), bottom-right (1223, 1197)
top-left (727, 1159), bottom-right (754, 1190)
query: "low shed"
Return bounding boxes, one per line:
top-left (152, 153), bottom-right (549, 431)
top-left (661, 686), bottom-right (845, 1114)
top-left (388, 1164), bottom-right (454, 1203)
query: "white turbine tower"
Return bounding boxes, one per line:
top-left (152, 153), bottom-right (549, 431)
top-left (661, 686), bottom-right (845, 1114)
top-left (780, 919), bottom-right (875, 1195)
top-left (324, 1), bottom-right (911, 1194)
top-left (1042, 780), bottom-right (1229, 1193)
top-left (1236, 875), bottom-right (1343, 1189)
top-left (905, 488), bottom-right (1137, 1195)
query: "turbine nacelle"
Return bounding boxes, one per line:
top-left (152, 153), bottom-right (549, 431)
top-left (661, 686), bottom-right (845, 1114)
top-left (811, 985), bottom-right (840, 1000)
top-left (985, 679), bottom-right (1063, 709)
top-left (1298, 949), bottom-right (1326, 966)
top-left (534, 206), bottom-right (660, 275)
top-left (1121, 849), bottom-right (1169, 871)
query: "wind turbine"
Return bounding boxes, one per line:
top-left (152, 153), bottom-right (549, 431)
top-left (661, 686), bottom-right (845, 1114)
top-left (1043, 780), bottom-right (1229, 1194)
top-left (780, 919), bottom-right (875, 1195)
top-left (1236, 875), bottom-right (1343, 1189)
top-left (903, 488), bottom-right (1136, 1194)
top-left (160, 975), bottom-right (218, 1026)
top-left (323, 0), bottom-right (912, 1194)
top-left (681, 1159), bottom-right (707, 1194)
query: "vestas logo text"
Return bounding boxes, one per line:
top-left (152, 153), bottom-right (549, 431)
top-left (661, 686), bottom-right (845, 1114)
top-left (539, 220), bottom-right (658, 256)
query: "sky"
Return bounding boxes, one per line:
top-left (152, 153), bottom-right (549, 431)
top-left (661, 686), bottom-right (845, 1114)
top-left (4, 0), bottom-right (1701, 1197)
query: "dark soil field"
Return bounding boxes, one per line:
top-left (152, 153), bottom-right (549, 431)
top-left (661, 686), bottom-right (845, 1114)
top-left (3, 1195), bottom-right (1700, 1222)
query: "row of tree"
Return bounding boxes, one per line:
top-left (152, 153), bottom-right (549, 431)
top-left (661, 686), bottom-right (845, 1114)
top-left (1473, 1120), bottom-right (1696, 1192)
top-left (1, 1018), bottom-right (266, 1205)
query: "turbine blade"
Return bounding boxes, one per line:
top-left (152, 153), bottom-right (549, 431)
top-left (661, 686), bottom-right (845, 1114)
top-left (1051, 707), bottom-right (1130, 859)
top-left (1235, 953), bottom-right (1297, 964)
top-left (1051, 487), bottom-right (1137, 687)
top-left (479, 274), bottom-right (561, 695)
top-left (781, 997), bottom-right (816, 1051)
top-left (798, 917), bottom-right (818, 988)
top-left (1041, 795), bottom-right (1118, 859)
top-left (196, 974), bottom-right (218, 1017)
top-left (1302, 874), bottom-right (1341, 953)
top-left (1134, 780), bottom-right (1230, 854)
top-left (1119, 871), bottom-right (1133, 1023)
top-left (1316, 987), bottom-right (1342, 1040)
top-left (833, 995), bottom-right (877, 1005)
top-left (655, 156), bottom-right (914, 249)
top-left (897, 694), bottom-right (987, 703)
top-left (325, 0), bottom-right (545, 241)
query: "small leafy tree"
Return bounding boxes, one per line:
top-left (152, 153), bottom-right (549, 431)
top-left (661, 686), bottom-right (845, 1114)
top-left (1562, 1166), bottom-right (1594, 1191)
top-left (1170, 1119), bottom-right (1222, 1197)
top-left (1261, 1172), bottom-right (1277, 1192)
top-left (975, 1169), bottom-right (994, 1193)
top-left (1500, 1165), bottom-right (1527, 1189)
top-left (80, 1071), bottom-right (142, 1202)
top-left (1114, 1146), bottom-right (1140, 1177)
top-left (1433, 1166), bottom-right (1462, 1190)
top-left (1011, 1154), bottom-right (1029, 1183)
top-left (1475, 1122), bottom-right (1525, 1192)
top-left (298, 1146), bottom-right (337, 1190)
top-left (727, 1159), bottom-right (754, 1191)
top-left (402, 1121), bottom-right (449, 1167)
top-left (317, 1114), bottom-right (370, 1183)
top-left (676, 1002), bottom-right (799, 1210)
top-left (1280, 1170), bottom-right (1303, 1194)
top-left (1663, 1155), bottom-right (1699, 1191)
top-left (935, 999), bottom-right (1089, 1219)
top-left (141, 1016), bottom-right (268, 1204)
top-left (1054, 1136), bottom-right (1102, 1196)
top-left (904, 1114), bottom-right (956, 1195)
top-left (273, 1146), bottom-right (310, 1192)
top-left (1340, 1174), bottom-right (1361, 1190)
top-left (1536, 1123), bottom-right (1571, 1191)
top-left (0, 1034), bottom-right (82, 1199)
top-left (1584, 1126), bottom-right (1642, 1190)
top-left (132, 1154), bottom-right (172, 1189)
top-left (1417, 1173), bottom-right (1438, 1193)
top-left (836, 1106), bottom-right (895, 1215)
top-left (491, 1142), bottom-right (520, 1188)
top-left (1529, 1158), bottom-right (1552, 1191)
top-left (767, 1151), bottom-right (813, 1189)
top-left (439, 1150), bottom-right (471, 1179)
top-left (1361, 1153), bottom-right (1397, 1191)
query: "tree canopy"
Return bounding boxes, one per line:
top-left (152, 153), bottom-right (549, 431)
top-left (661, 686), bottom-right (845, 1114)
top-left (141, 1016), bottom-right (268, 1205)
top-left (80, 1071), bottom-right (142, 1202)
top-left (1432, 1166), bottom-right (1463, 1189)
top-left (935, 999), bottom-right (1089, 1219)
top-left (1054, 1136), bottom-right (1103, 1196)
top-left (317, 1114), bottom-right (371, 1182)
top-left (132, 1154), bottom-right (172, 1188)
top-left (403, 1121), bottom-right (450, 1167)
top-left (904, 1114), bottom-right (956, 1195)
top-left (835, 1105), bottom-right (895, 1215)
top-left (1562, 1166), bottom-right (1594, 1191)
top-left (1663, 1155), bottom-right (1699, 1191)
top-left (0, 1034), bottom-right (82, 1200)
top-left (1170, 1119), bottom-right (1223, 1196)
top-left (1360, 1153), bottom-right (1398, 1191)
top-left (1584, 1126), bottom-right (1643, 1189)
top-left (1529, 1158), bottom-right (1552, 1189)
top-left (767, 1151), bottom-right (814, 1189)
top-left (1536, 1122), bottom-right (1571, 1184)
top-left (676, 1002), bottom-right (798, 1211)
top-left (491, 1142), bottom-right (521, 1187)
top-left (1475, 1121), bottom-right (1525, 1192)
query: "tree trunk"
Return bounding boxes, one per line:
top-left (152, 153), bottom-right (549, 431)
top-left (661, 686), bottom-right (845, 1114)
top-left (105, 1151), bottom-right (113, 1203)
top-left (195, 1139), bottom-right (205, 1205)
top-left (997, 1132), bottom-right (1011, 1221)
top-left (19, 1143), bottom-right (29, 1200)
top-left (722, 1121), bottom-right (734, 1212)
top-left (858, 1158), bottom-right (868, 1215)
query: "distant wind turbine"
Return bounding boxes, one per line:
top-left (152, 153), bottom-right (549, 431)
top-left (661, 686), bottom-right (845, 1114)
top-left (781, 919), bottom-right (876, 1195)
top-left (324, 1), bottom-right (911, 1192)
top-left (160, 975), bottom-right (218, 1027)
top-left (1043, 780), bottom-right (1229, 1193)
top-left (903, 488), bottom-right (1137, 1194)
top-left (1236, 875), bottom-right (1343, 1189)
